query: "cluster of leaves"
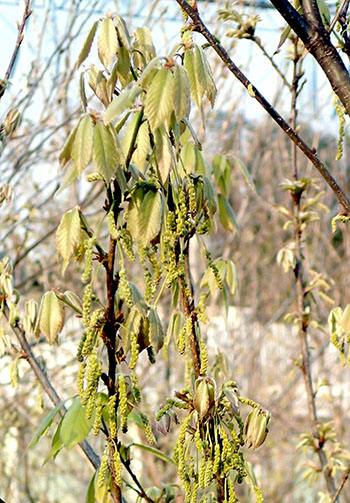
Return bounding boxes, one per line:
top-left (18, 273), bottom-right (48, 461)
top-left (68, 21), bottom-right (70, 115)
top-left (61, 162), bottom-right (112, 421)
top-left (1, 11), bottom-right (268, 503)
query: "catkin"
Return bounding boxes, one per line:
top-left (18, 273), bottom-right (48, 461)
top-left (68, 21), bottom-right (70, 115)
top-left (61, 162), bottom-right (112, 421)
top-left (118, 374), bottom-right (128, 433)
top-left (97, 451), bottom-right (109, 488)
top-left (109, 394), bottom-right (117, 438)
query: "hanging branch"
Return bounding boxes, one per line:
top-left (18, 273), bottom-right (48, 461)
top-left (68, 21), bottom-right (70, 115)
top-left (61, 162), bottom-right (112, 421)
top-left (174, 0), bottom-right (350, 213)
top-left (2, 302), bottom-right (100, 470)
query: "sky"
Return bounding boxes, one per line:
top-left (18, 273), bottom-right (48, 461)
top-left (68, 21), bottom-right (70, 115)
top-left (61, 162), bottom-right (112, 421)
top-left (0, 0), bottom-right (343, 128)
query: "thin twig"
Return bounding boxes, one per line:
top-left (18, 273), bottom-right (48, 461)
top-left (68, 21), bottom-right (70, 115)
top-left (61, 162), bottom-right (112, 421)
top-left (0, 0), bottom-right (32, 100)
top-left (331, 466), bottom-right (350, 503)
top-left (174, 0), bottom-right (350, 213)
top-left (2, 302), bottom-right (100, 470)
top-left (329, 0), bottom-right (350, 33)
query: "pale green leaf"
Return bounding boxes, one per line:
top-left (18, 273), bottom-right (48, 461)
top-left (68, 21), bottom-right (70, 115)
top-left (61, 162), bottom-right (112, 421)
top-left (43, 420), bottom-right (64, 465)
top-left (56, 207), bottom-right (81, 273)
top-left (226, 259), bottom-right (238, 295)
top-left (71, 116), bottom-right (93, 175)
top-left (131, 120), bottom-right (150, 172)
top-left (173, 64), bottom-right (191, 121)
top-left (28, 400), bottom-right (66, 447)
top-left (98, 18), bottom-right (118, 67)
top-left (133, 27), bottom-right (155, 69)
top-left (184, 49), bottom-right (202, 108)
top-left (88, 65), bottom-right (110, 107)
top-left (116, 45), bottom-right (131, 88)
top-left (93, 122), bottom-right (119, 181)
top-left (148, 307), bottom-right (164, 352)
top-left (154, 126), bottom-right (173, 183)
top-left (144, 67), bottom-right (174, 131)
top-left (60, 397), bottom-right (93, 449)
top-left (232, 155), bottom-right (256, 193)
top-left (131, 442), bottom-right (175, 465)
top-left (59, 122), bottom-right (79, 168)
top-left (56, 165), bottom-right (78, 196)
top-left (115, 15), bottom-right (131, 51)
top-left (138, 189), bottom-right (163, 245)
top-left (193, 45), bottom-right (217, 107)
top-left (341, 305), bottom-right (350, 332)
top-left (76, 20), bottom-right (99, 68)
top-left (126, 185), bottom-right (144, 240)
top-left (79, 72), bottom-right (87, 111)
top-left (36, 292), bottom-right (65, 344)
top-left (104, 86), bottom-right (141, 125)
top-left (218, 194), bottom-right (239, 232)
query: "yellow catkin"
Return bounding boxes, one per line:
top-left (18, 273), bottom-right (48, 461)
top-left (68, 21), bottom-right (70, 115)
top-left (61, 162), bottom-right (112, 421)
top-left (254, 486), bottom-right (263, 503)
top-left (82, 283), bottom-right (92, 327)
top-left (97, 451), bottom-right (109, 488)
top-left (129, 331), bottom-right (139, 370)
top-left (81, 238), bottom-right (94, 283)
top-left (190, 482), bottom-right (198, 503)
top-left (213, 444), bottom-right (221, 474)
top-left (93, 394), bottom-right (103, 435)
top-left (204, 458), bottom-right (213, 487)
top-left (109, 394), bottom-right (117, 438)
top-left (140, 412), bottom-right (155, 445)
top-left (113, 448), bottom-right (122, 486)
top-left (118, 374), bottom-right (128, 433)
top-left (199, 457), bottom-right (206, 488)
top-left (199, 339), bottom-right (208, 375)
top-left (77, 363), bottom-right (86, 398)
top-left (107, 210), bottom-right (119, 239)
top-left (130, 371), bottom-right (141, 402)
top-left (228, 478), bottom-right (237, 503)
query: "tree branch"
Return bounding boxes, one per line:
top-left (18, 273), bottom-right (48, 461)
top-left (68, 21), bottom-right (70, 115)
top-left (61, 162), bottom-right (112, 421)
top-left (2, 303), bottom-right (100, 470)
top-left (174, 0), bottom-right (350, 213)
top-left (269, 0), bottom-right (350, 115)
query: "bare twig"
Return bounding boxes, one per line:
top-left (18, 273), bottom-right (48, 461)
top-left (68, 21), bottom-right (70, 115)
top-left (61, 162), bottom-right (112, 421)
top-left (331, 466), bottom-right (350, 503)
top-left (174, 0), bottom-right (350, 213)
top-left (0, 0), bottom-right (32, 100)
top-left (2, 302), bottom-right (100, 470)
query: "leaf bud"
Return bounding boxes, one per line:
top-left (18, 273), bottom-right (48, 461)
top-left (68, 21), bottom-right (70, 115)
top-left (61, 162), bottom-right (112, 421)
top-left (193, 377), bottom-right (215, 419)
top-left (243, 407), bottom-right (271, 449)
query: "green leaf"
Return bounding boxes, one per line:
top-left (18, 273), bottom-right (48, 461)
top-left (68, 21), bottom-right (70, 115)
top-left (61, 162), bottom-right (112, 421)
top-left (56, 164), bottom-right (78, 195)
top-left (218, 194), bottom-right (239, 232)
top-left (56, 207), bottom-right (82, 274)
top-left (154, 126), bottom-right (173, 183)
top-left (59, 122), bottom-right (79, 168)
top-left (76, 20), bottom-right (99, 68)
top-left (104, 86), bottom-right (141, 125)
top-left (86, 472), bottom-right (97, 503)
top-left (148, 307), bottom-right (164, 352)
top-left (43, 420), bottom-right (64, 465)
top-left (232, 155), bottom-right (256, 193)
top-left (226, 259), bottom-right (238, 295)
top-left (201, 175), bottom-right (217, 216)
top-left (193, 45), bottom-right (216, 107)
top-left (28, 399), bottom-right (66, 448)
top-left (133, 27), bottom-right (155, 69)
top-left (98, 18), bottom-right (118, 67)
top-left (138, 189), bottom-right (163, 245)
top-left (88, 65), bottom-right (110, 107)
top-left (79, 72), bottom-right (88, 111)
top-left (116, 45), bottom-right (131, 88)
top-left (172, 64), bottom-right (191, 121)
top-left (184, 49), bottom-right (202, 109)
top-left (93, 122), bottom-right (119, 182)
top-left (35, 291), bottom-right (65, 344)
top-left (59, 397), bottom-right (93, 449)
top-left (71, 116), bottom-right (93, 175)
top-left (131, 120), bottom-right (150, 172)
top-left (144, 67), bottom-right (174, 131)
top-left (131, 443), bottom-right (175, 465)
